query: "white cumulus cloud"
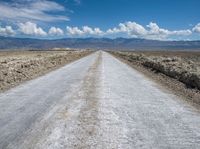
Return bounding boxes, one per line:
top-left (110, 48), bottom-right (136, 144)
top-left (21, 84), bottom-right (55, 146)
top-left (49, 27), bottom-right (64, 36)
top-left (105, 21), bottom-right (192, 40)
top-left (0, 20), bottom-right (196, 40)
top-left (66, 26), bottom-right (103, 36)
top-left (18, 21), bottom-right (47, 36)
top-left (192, 23), bottom-right (200, 33)
top-left (106, 22), bottom-right (147, 36)
top-left (0, 25), bottom-right (15, 36)
top-left (146, 22), bottom-right (192, 39)
top-left (66, 26), bottom-right (83, 35)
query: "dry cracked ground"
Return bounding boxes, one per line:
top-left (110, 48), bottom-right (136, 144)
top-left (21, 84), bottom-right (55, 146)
top-left (1, 51), bottom-right (200, 149)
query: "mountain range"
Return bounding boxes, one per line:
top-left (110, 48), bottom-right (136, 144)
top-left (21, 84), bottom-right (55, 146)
top-left (0, 36), bottom-right (200, 51)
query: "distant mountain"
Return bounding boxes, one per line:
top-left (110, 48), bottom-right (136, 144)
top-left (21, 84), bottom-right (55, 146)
top-left (0, 36), bottom-right (200, 51)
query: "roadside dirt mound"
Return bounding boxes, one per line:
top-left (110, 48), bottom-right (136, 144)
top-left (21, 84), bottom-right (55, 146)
top-left (112, 51), bottom-right (200, 90)
top-left (0, 51), bottom-right (92, 91)
top-left (143, 57), bottom-right (200, 90)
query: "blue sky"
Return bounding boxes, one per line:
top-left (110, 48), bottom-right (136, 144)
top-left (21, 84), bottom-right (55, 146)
top-left (0, 0), bottom-right (200, 40)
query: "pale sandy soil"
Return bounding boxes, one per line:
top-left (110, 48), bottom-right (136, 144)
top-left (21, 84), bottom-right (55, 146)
top-left (111, 51), bottom-right (200, 105)
top-left (0, 50), bottom-right (92, 92)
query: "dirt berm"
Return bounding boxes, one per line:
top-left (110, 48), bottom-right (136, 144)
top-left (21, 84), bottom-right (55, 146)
top-left (111, 51), bottom-right (200, 90)
top-left (0, 50), bottom-right (92, 92)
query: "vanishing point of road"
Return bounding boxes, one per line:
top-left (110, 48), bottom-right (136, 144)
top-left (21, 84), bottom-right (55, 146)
top-left (0, 51), bottom-right (200, 149)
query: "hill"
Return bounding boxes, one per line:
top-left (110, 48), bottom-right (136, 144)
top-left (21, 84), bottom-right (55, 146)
top-left (0, 37), bottom-right (200, 50)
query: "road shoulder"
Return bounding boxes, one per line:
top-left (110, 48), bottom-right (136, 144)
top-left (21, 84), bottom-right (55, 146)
top-left (0, 50), bottom-right (93, 92)
top-left (110, 52), bottom-right (200, 108)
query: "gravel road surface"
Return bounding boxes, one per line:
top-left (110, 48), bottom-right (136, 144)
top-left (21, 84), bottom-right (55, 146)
top-left (1, 51), bottom-right (200, 149)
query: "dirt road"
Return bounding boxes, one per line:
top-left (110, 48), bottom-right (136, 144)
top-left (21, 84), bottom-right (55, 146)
top-left (1, 51), bottom-right (200, 148)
